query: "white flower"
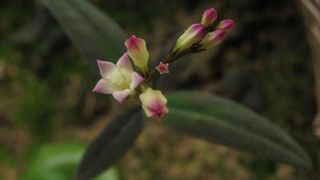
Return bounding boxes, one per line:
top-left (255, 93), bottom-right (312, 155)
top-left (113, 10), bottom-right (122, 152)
top-left (93, 53), bottom-right (144, 103)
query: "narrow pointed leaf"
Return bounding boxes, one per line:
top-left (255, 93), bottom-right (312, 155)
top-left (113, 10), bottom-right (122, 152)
top-left (164, 91), bottom-right (312, 170)
top-left (75, 109), bottom-right (143, 180)
top-left (39, 0), bottom-right (126, 69)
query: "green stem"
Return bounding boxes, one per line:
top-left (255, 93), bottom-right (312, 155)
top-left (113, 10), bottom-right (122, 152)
top-left (145, 25), bottom-right (209, 85)
top-left (145, 49), bottom-right (194, 84)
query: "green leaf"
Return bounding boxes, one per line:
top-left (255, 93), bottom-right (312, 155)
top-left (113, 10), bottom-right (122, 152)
top-left (22, 143), bottom-right (84, 180)
top-left (39, 0), bottom-right (126, 69)
top-left (94, 168), bottom-right (118, 180)
top-left (22, 143), bottom-right (119, 180)
top-left (164, 91), bottom-right (312, 170)
top-left (75, 108), bottom-right (143, 179)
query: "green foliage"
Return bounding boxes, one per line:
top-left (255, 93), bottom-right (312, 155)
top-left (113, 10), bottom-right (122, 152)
top-left (22, 142), bottom-right (119, 180)
top-left (22, 143), bottom-right (83, 180)
top-left (164, 91), bottom-right (312, 170)
top-left (39, 0), bottom-right (127, 71)
top-left (0, 146), bottom-right (18, 166)
top-left (13, 75), bottom-right (53, 138)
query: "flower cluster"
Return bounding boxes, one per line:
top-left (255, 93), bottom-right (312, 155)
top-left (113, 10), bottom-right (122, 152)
top-left (93, 7), bottom-right (234, 121)
top-left (93, 35), bottom-right (167, 120)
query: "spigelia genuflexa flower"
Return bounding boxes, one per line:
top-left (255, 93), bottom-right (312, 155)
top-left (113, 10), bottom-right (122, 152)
top-left (125, 35), bottom-right (149, 74)
top-left (93, 53), bottom-right (144, 103)
top-left (139, 87), bottom-right (168, 120)
top-left (200, 29), bottom-right (225, 49)
top-left (201, 8), bottom-right (218, 27)
top-left (217, 19), bottom-right (235, 32)
top-left (172, 23), bottom-right (206, 53)
top-left (156, 62), bottom-right (169, 74)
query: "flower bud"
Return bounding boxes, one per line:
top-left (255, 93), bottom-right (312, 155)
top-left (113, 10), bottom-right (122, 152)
top-left (139, 87), bottom-right (168, 120)
top-left (173, 23), bottom-right (206, 53)
top-left (217, 19), bottom-right (235, 32)
top-left (200, 30), bottom-right (225, 49)
top-left (125, 35), bottom-right (149, 73)
top-left (156, 62), bottom-right (169, 74)
top-left (201, 8), bottom-right (218, 27)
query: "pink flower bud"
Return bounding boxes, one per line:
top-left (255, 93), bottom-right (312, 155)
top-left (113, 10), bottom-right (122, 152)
top-left (156, 62), bottom-right (169, 74)
top-left (173, 23), bottom-right (206, 53)
top-left (125, 35), bottom-right (149, 73)
top-left (217, 19), bottom-right (235, 32)
top-left (139, 88), bottom-right (168, 120)
top-left (201, 8), bottom-right (218, 27)
top-left (200, 30), bottom-right (225, 49)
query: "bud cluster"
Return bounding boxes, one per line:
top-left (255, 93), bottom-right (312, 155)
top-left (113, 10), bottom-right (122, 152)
top-left (173, 8), bottom-right (234, 54)
top-left (93, 7), bottom-right (234, 121)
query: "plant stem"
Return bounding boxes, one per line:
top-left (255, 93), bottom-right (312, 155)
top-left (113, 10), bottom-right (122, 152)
top-left (146, 49), bottom-right (193, 84)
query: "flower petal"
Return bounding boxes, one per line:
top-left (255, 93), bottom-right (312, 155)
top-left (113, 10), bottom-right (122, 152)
top-left (146, 104), bottom-right (169, 120)
top-left (125, 35), bottom-right (149, 73)
top-left (97, 60), bottom-right (117, 79)
top-left (116, 53), bottom-right (132, 73)
top-left (92, 79), bottom-right (115, 94)
top-left (116, 53), bottom-right (133, 82)
top-left (130, 72), bottom-right (144, 90)
top-left (112, 89), bottom-right (131, 103)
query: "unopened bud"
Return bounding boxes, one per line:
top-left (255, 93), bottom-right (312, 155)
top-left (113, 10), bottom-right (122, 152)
top-left (217, 19), bottom-right (235, 32)
top-left (200, 30), bottom-right (225, 49)
top-left (173, 23), bottom-right (206, 53)
top-left (156, 62), bottom-right (169, 74)
top-left (201, 8), bottom-right (218, 27)
top-left (125, 35), bottom-right (149, 73)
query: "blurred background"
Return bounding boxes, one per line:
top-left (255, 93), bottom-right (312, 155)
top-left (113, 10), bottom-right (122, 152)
top-left (0, 0), bottom-right (318, 179)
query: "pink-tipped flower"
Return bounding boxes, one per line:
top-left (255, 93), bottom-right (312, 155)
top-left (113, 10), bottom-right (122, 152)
top-left (201, 8), bottom-right (218, 27)
top-left (217, 19), bottom-right (235, 32)
top-left (93, 53), bottom-right (144, 103)
top-left (156, 62), bottom-right (169, 74)
top-left (173, 23), bottom-right (206, 53)
top-left (139, 87), bottom-right (168, 120)
top-left (200, 29), bottom-right (225, 49)
top-left (125, 35), bottom-right (150, 73)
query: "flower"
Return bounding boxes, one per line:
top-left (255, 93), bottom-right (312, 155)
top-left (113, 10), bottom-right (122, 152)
top-left (172, 23), bottom-right (206, 53)
top-left (125, 35), bottom-right (149, 74)
top-left (139, 87), bottom-right (168, 120)
top-left (93, 53), bottom-right (144, 103)
top-left (156, 62), bottom-right (169, 74)
top-left (200, 29), bottom-right (225, 49)
top-left (217, 19), bottom-right (235, 32)
top-left (201, 8), bottom-right (218, 27)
